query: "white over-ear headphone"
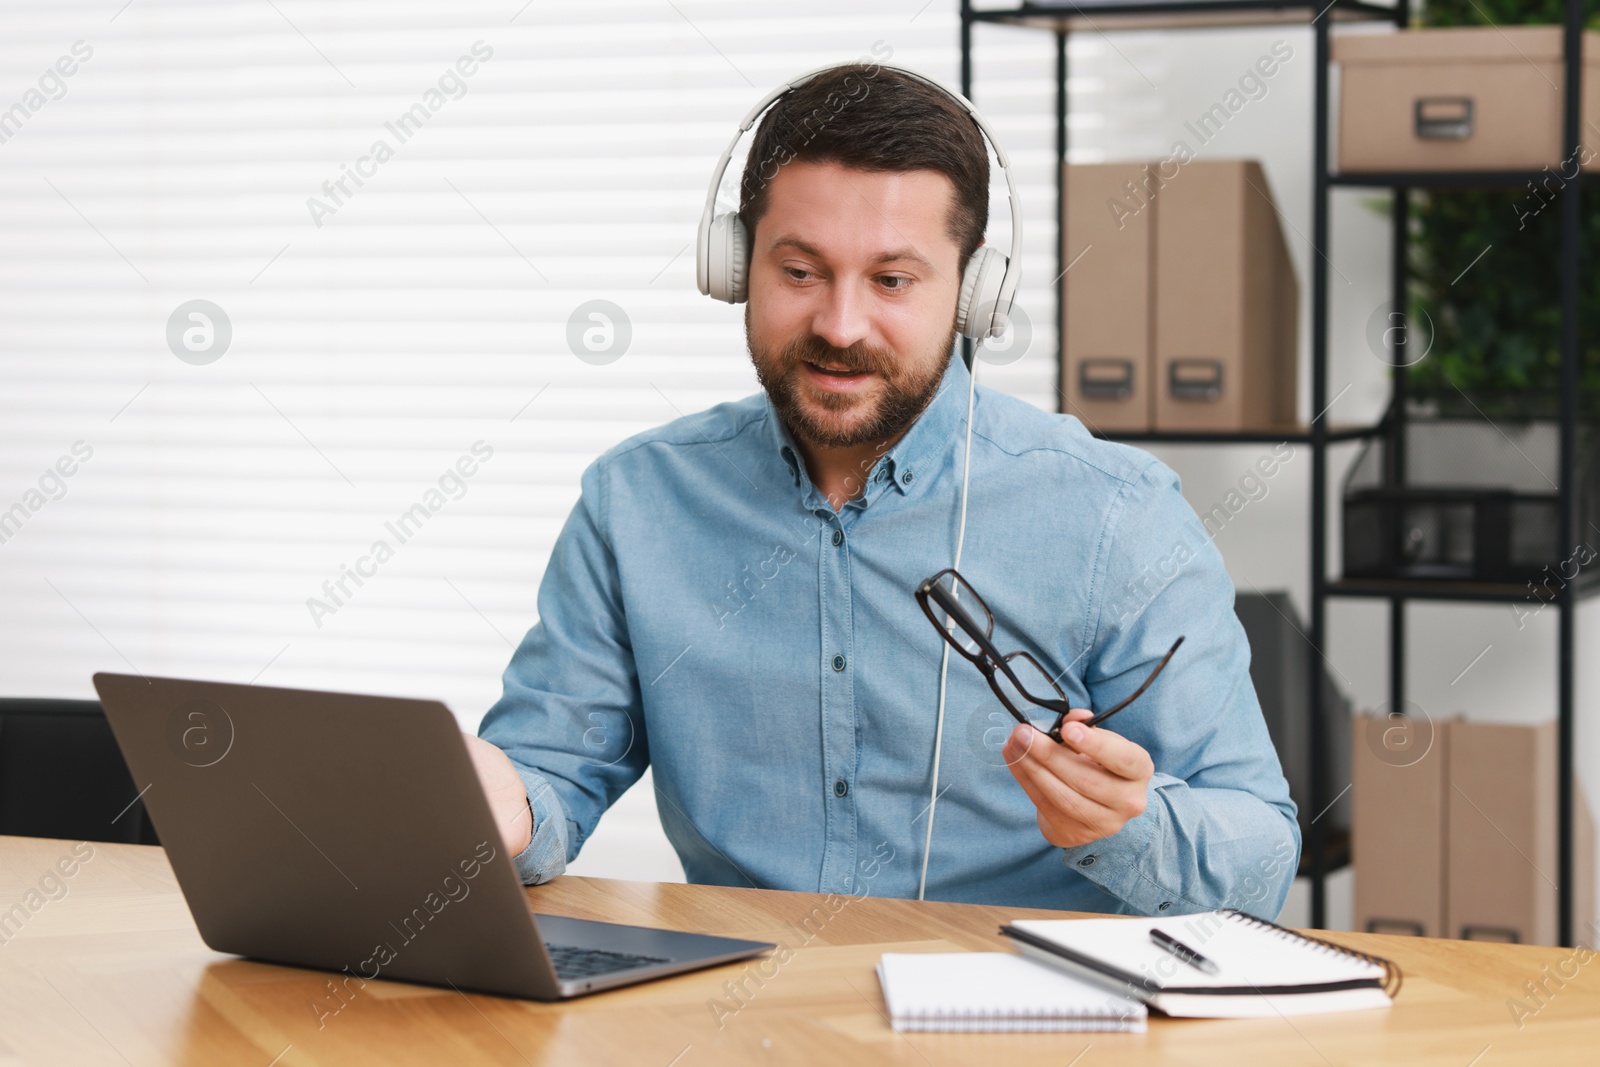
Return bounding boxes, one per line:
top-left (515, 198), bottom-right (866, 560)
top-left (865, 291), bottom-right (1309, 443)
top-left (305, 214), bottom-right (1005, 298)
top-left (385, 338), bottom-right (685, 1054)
top-left (695, 61), bottom-right (1023, 341)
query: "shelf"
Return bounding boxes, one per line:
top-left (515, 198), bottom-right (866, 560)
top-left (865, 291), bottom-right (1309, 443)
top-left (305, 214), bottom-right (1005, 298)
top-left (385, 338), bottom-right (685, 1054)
top-left (1092, 422), bottom-right (1382, 445)
top-left (1330, 169), bottom-right (1562, 189)
top-left (971, 0), bottom-right (1396, 33)
top-left (1326, 575), bottom-right (1600, 602)
top-left (972, 0), bottom-right (1591, 939)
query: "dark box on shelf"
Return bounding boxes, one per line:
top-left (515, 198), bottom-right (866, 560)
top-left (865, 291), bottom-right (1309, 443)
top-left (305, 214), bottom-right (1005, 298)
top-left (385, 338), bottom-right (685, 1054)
top-left (1342, 487), bottom-right (1560, 584)
top-left (1340, 413), bottom-right (1598, 588)
top-left (1234, 590), bottom-right (1351, 846)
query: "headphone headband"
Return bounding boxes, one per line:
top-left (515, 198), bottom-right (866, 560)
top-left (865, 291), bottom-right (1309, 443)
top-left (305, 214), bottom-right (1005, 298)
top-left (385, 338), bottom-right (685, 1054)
top-left (695, 61), bottom-right (1023, 340)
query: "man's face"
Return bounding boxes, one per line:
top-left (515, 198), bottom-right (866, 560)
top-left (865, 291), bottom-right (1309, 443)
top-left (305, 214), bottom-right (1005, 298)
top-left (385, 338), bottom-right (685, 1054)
top-left (745, 160), bottom-right (964, 449)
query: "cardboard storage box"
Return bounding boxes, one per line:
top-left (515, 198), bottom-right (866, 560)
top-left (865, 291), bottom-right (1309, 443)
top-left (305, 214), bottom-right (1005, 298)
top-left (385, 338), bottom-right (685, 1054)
top-left (1153, 160), bottom-right (1298, 433)
top-left (1446, 719), bottom-right (1596, 946)
top-left (1352, 710), bottom-right (1451, 937)
top-left (1355, 713), bottom-right (1597, 945)
top-left (1334, 27), bottom-right (1600, 173)
top-left (1062, 162), bottom-right (1155, 433)
top-left (1061, 159), bottom-right (1298, 434)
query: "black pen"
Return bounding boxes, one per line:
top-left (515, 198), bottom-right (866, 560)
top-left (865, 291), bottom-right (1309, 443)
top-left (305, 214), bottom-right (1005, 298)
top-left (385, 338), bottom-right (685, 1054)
top-left (1150, 928), bottom-right (1220, 976)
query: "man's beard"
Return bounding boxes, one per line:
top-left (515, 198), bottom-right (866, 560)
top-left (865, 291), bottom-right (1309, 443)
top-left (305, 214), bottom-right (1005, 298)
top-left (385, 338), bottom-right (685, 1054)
top-left (747, 307), bottom-right (954, 449)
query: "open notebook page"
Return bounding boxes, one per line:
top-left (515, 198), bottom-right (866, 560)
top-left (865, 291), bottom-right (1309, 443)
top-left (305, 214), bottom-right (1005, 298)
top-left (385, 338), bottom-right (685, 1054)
top-left (1006, 914), bottom-right (1386, 991)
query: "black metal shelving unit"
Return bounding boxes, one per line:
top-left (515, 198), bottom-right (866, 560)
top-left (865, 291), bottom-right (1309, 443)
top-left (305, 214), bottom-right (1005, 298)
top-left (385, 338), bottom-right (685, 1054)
top-left (960, 0), bottom-right (1589, 941)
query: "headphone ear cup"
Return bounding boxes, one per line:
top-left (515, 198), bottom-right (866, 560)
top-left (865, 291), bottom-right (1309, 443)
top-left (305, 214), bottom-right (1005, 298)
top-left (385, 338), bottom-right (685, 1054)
top-left (704, 212), bottom-right (751, 304)
top-left (955, 245), bottom-right (1008, 340)
top-left (727, 213), bottom-right (749, 303)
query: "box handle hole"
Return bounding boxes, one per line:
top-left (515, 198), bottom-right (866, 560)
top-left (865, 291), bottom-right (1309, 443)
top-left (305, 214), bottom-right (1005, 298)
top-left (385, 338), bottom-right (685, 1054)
top-left (1079, 358), bottom-right (1134, 400)
top-left (1415, 97), bottom-right (1474, 141)
top-left (1168, 358), bottom-right (1223, 401)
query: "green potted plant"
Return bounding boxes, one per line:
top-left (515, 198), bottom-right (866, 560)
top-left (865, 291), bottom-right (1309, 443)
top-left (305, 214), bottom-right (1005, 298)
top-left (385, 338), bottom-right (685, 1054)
top-left (1405, 0), bottom-right (1600, 420)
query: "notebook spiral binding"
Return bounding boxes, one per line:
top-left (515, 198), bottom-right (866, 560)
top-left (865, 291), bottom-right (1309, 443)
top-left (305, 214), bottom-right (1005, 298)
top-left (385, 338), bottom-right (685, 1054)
top-left (1221, 909), bottom-right (1404, 998)
top-left (902, 1005), bottom-right (1136, 1032)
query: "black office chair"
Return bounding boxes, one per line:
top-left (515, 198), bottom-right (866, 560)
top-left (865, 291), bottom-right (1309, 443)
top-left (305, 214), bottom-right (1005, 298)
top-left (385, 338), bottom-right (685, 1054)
top-left (0, 698), bottom-right (160, 845)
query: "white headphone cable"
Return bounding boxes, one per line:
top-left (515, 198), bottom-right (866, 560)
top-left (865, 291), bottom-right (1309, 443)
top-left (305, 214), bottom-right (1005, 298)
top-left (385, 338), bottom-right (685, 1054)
top-left (917, 345), bottom-right (979, 902)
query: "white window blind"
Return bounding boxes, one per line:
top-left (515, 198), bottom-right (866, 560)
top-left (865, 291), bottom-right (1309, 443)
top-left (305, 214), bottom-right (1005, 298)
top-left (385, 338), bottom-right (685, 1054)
top-left (0, 0), bottom-right (1098, 879)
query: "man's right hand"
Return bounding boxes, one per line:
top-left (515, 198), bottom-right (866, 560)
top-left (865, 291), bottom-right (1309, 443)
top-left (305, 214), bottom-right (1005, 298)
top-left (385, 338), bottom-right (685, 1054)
top-left (463, 733), bottom-right (535, 857)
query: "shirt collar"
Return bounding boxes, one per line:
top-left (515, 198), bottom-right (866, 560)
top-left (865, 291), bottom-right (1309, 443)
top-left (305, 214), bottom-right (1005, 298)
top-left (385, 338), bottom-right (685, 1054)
top-left (763, 349), bottom-right (972, 502)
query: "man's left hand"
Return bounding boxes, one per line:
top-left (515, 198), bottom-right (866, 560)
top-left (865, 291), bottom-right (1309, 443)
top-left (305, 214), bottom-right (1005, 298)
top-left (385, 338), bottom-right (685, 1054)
top-left (1001, 710), bottom-right (1155, 849)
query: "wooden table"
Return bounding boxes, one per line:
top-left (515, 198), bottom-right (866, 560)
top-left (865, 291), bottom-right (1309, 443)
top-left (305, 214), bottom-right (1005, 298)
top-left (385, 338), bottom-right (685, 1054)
top-left (2, 836), bottom-right (1597, 1065)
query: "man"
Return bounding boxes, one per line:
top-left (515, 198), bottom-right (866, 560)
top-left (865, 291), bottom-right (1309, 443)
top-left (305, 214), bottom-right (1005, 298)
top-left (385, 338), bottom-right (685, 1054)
top-left (466, 63), bottom-right (1300, 918)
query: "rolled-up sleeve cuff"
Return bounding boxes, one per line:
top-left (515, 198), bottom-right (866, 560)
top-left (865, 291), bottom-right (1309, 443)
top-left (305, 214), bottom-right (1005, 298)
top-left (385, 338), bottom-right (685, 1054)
top-left (510, 765), bottom-right (571, 886)
top-left (1058, 773), bottom-right (1178, 915)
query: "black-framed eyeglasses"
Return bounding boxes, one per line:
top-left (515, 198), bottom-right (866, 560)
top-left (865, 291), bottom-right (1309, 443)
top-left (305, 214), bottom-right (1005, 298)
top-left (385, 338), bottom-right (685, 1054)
top-left (914, 567), bottom-right (1183, 743)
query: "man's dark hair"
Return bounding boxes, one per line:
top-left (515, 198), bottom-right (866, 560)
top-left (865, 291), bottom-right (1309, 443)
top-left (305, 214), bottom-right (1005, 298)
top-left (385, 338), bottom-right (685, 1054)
top-left (737, 63), bottom-right (990, 270)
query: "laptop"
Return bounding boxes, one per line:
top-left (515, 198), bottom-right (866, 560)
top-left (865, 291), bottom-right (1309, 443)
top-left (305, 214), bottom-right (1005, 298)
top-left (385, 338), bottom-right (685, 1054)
top-left (92, 672), bottom-right (773, 1000)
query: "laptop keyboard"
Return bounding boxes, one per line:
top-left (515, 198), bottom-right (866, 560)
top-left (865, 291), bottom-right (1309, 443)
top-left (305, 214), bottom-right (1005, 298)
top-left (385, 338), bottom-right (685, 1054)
top-left (545, 943), bottom-right (671, 980)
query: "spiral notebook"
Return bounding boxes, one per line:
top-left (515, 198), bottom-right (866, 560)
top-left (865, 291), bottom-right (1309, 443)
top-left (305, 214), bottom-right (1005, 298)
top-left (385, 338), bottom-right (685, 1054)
top-left (1001, 909), bottom-right (1403, 1018)
top-left (875, 952), bottom-right (1147, 1032)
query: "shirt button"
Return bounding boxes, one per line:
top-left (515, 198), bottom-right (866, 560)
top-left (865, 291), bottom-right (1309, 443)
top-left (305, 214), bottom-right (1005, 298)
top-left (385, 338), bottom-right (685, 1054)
top-left (831, 529), bottom-right (843, 547)
top-left (833, 779), bottom-right (848, 798)
top-left (1078, 855), bottom-right (1097, 868)
top-left (1158, 901), bottom-right (1172, 911)
top-left (831, 654), bottom-right (846, 672)
top-left (875, 468), bottom-right (888, 483)
top-left (901, 470), bottom-right (914, 485)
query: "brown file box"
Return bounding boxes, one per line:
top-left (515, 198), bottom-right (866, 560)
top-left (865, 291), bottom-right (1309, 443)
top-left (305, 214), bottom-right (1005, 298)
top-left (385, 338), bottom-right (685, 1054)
top-left (1334, 27), bottom-right (1600, 173)
top-left (1578, 782), bottom-right (1597, 945)
top-left (1152, 160), bottom-right (1298, 433)
top-left (1446, 719), bottom-right (1596, 947)
top-left (1352, 711), bottom-right (1451, 938)
top-left (1061, 162), bottom-right (1155, 433)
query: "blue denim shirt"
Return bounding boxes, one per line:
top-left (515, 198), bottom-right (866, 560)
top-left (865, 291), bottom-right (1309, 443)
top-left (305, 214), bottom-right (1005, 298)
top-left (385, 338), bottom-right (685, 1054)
top-left (480, 353), bottom-right (1301, 918)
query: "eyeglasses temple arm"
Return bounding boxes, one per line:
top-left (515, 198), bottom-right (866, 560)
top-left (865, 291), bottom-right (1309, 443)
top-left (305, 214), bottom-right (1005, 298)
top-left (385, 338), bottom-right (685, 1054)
top-left (1083, 635), bottom-right (1185, 729)
top-left (925, 579), bottom-right (989, 644)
